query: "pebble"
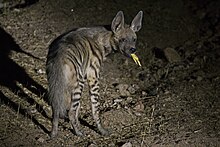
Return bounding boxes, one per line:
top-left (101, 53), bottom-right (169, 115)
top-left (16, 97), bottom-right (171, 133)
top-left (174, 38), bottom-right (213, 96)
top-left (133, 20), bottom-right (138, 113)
top-left (133, 101), bottom-right (145, 116)
top-left (117, 84), bottom-right (130, 97)
top-left (114, 98), bottom-right (123, 103)
top-left (141, 91), bottom-right (148, 96)
top-left (36, 137), bottom-right (44, 143)
top-left (88, 143), bottom-right (97, 147)
top-left (128, 86), bottom-right (136, 94)
top-left (122, 142), bottom-right (132, 147)
top-left (196, 76), bottom-right (203, 81)
top-left (126, 97), bottom-right (133, 104)
top-left (163, 47), bottom-right (181, 63)
top-left (36, 69), bottom-right (45, 74)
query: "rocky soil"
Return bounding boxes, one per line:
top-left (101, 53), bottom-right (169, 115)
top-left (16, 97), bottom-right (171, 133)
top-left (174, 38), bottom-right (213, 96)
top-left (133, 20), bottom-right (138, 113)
top-left (0, 0), bottom-right (219, 146)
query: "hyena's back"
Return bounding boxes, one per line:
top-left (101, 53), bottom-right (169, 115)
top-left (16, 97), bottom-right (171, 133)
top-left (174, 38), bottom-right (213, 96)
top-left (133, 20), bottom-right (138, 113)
top-left (46, 28), bottom-right (105, 118)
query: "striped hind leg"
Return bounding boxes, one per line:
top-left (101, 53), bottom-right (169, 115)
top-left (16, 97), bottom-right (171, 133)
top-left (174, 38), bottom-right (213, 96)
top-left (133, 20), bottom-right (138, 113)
top-left (87, 68), bottom-right (109, 136)
top-left (68, 81), bottom-right (84, 136)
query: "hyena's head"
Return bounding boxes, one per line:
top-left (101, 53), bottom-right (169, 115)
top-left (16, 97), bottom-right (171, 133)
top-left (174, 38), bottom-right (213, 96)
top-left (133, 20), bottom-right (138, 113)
top-left (111, 11), bottom-right (143, 57)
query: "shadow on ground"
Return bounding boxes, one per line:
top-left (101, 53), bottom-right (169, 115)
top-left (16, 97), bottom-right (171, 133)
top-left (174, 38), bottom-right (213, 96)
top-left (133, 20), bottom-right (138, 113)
top-left (0, 27), bottom-right (49, 134)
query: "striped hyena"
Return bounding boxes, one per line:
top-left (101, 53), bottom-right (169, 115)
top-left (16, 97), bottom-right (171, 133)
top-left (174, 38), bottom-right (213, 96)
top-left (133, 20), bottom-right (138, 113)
top-left (46, 11), bottom-right (143, 138)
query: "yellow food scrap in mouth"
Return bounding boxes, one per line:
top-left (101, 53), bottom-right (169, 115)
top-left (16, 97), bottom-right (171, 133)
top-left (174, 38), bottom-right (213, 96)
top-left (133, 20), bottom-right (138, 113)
top-left (131, 53), bottom-right (141, 66)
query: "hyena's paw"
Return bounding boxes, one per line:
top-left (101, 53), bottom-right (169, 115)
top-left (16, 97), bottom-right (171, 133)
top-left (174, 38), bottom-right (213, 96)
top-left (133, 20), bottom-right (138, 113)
top-left (50, 131), bottom-right (58, 139)
top-left (98, 127), bottom-right (111, 136)
top-left (74, 129), bottom-right (84, 137)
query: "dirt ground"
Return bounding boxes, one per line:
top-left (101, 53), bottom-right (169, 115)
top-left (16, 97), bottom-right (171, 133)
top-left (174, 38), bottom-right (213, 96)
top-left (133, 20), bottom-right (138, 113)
top-left (0, 0), bottom-right (220, 146)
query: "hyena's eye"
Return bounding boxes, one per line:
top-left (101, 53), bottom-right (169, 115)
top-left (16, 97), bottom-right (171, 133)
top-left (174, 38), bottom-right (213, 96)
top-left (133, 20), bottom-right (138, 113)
top-left (133, 38), bottom-right (136, 42)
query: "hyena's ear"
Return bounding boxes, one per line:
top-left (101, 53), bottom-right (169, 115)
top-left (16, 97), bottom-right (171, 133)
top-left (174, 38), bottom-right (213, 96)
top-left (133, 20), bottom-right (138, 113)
top-left (130, 11), bottom-right (143, 32)
top-left (111, 11), bottom-right (124, 33)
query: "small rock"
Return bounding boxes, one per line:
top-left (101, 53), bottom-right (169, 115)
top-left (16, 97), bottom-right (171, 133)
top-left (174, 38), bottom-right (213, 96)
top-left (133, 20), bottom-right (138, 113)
top-left (126, 97), bottom-right (133, 104)
top-left (36, 69), bottom-right (45, 74)
top-left (117, 84), bottom-right (130, 97)
top-left (6, 26), bottom-right (12, 29)
top-left (128, 86), bottom-right (136, 94)
top-left (88, 143), bottom-right (97, 147)
top-left (116, 104), bottom-right (121, 109)
top-left (133, 101), bottom-right (145, 116)
top-left (196, 76), bottom-right (203, 81)
top-left (129, 84), bottom-right (140, 94)
top-left (13, 8), bottom-right (21, 12)
top-left (141, 91), bottom-right (147, 96)
top-left (163, 47), bottom-right (181, 63)
top-left (36, 137), bottom-right (44, 143)
top-left (114, 98), bottom-right (123, 103)
top-left (164, 90), bottom-right (170, 95)
top-left (122, 142), bottom-right (132, 147)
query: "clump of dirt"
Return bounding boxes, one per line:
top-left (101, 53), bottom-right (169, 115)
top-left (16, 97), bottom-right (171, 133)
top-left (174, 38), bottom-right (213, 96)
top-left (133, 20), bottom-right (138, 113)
top-left (0, 0), bottom-right (219, 146)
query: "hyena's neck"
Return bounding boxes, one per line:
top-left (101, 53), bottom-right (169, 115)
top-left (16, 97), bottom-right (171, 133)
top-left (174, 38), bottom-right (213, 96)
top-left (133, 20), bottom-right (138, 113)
top-left (94, 31), bottom-right (115, 57)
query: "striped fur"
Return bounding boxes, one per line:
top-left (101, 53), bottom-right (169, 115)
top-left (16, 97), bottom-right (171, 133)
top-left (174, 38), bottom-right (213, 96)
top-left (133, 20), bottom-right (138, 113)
top-left (46, 11), bottom-right (143, 138)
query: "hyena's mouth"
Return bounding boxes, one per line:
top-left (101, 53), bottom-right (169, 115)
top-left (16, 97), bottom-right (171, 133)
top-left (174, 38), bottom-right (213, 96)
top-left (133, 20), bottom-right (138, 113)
top-left (123, 48), bottom-right (141, 66)
top-left (122, 48), bottom-right (136, 57)
top-left (122, 50), bottom-right (142, 66)
top-left (131, 53), bottom-right (141, 66)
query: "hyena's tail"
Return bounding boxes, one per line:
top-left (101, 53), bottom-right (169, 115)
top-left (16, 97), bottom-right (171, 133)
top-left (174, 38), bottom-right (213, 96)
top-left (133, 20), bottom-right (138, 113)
top-left (46, 61), bottom-right (67, 118)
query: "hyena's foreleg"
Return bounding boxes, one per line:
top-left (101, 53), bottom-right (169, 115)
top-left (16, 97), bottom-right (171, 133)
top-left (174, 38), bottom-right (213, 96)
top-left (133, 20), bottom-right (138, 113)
top-left (68, 79), bottom-right (85, 136)
top-left (87, 67), bottom-right (109, 136)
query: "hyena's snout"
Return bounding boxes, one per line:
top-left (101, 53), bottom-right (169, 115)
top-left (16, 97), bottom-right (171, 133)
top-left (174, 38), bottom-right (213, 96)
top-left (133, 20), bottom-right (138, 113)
top-left (125, 47), bottom-right (136, 56)
top-left (129, 47), bottom-right (136, 54)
